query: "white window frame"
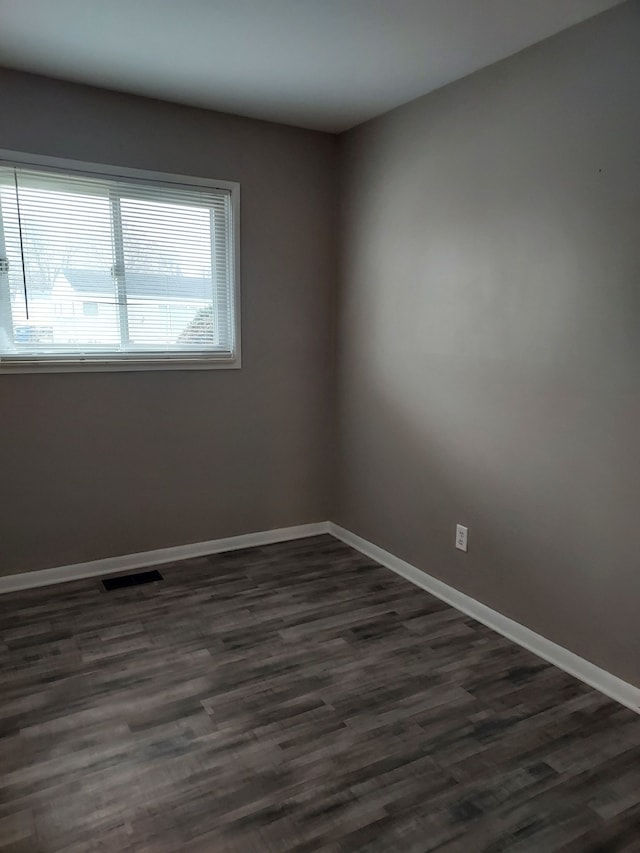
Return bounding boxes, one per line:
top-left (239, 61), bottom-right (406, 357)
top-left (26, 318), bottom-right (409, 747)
top-left (0, 150), bottom-right (241, 373)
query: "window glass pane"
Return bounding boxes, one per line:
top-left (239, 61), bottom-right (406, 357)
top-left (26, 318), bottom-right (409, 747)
top-left (120, 197), bottom-right (215, 349)
top-left (0, 176), bottom-right (119, 350)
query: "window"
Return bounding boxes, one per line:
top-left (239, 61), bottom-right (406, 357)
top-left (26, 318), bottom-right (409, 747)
top-left (0, 156), bottom-right (239, 371)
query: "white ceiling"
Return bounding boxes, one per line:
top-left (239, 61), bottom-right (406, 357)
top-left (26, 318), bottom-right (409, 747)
top-left (0, 0), bottom-right (624, 132)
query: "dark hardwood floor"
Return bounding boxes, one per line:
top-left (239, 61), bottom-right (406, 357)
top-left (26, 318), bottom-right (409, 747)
top-left (2, 534), bottom-right (640, 852)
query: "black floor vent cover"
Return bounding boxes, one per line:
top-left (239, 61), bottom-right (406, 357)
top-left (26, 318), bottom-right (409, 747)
top-left (102, 570), bottom-right (163, 591)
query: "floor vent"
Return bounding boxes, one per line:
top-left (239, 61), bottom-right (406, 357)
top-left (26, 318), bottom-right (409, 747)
top-left (102, 570), bottom-right (163, 591)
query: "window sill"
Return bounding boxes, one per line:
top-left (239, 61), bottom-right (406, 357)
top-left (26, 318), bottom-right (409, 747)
top-left (0, 354), bottom-right (241, 373)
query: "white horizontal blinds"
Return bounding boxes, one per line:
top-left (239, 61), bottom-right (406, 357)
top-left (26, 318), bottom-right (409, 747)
top-left (0, 180), bottom-right (15, 353)
top-left (114, 180), bottom-right (232, 353)
top-left (0, 164), bottom-right (234, 361)
top-left (0, 167), bottom-right (118, 354)
top-left (118, 187), bottom-right (217, 351)
top-left (211, 191), bottom-right (235, 352)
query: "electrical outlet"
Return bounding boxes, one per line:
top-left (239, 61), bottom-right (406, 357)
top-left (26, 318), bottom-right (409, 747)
top-left (456, 524), bottom-right (468, 552)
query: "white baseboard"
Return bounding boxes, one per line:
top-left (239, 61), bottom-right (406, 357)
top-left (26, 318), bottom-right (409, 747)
top-left (0, 522), bottom-right (330, 594)
top-left (5, 517), bottom-right (638, 715)
top-left (328, 522), bottom-right (640, 715)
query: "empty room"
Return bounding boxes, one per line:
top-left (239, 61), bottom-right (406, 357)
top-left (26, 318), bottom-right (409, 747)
top-left (1, 0), bottom-right (639, 850)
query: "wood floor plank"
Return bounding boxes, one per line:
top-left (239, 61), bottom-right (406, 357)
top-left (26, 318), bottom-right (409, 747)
top-left (1, 534), bottom-right (640, 851)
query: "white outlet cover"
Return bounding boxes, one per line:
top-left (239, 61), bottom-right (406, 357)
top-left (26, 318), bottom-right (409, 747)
top-left (456, 524), bottom-right (468, 552)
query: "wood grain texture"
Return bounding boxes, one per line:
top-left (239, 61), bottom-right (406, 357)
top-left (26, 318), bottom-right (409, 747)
top-left (1, 534), bottom-right (640, 851)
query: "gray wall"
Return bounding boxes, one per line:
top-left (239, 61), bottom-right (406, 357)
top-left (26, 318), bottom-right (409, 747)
top-left (0, 69), bottom-right (338, 575)
top-left (337, 1), bottom-right (640, 684)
